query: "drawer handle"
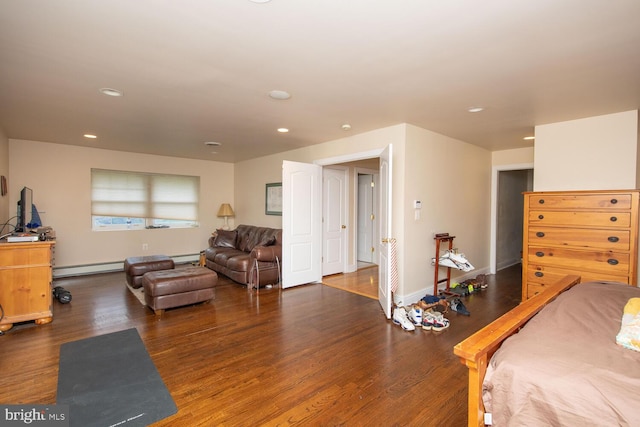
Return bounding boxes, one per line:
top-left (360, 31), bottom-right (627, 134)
top-left (611, 198), bottom-right (618, 204)
top-left (538, 199), bottom-right (545, 204)
top-left (538, 214), bottom-right (544, 220)
top-left (610, 216), bottom-right (617, 222)
top-left (608, 259), bottom-right (619, 265)
top-left (535, 271), bottom-right (544, 277)
top-left (608, 236), bottom-right (620, 243)
top-left (536, 231), bottom-right (545, 238)
top-left (535, 251), bottom-right (545, 257)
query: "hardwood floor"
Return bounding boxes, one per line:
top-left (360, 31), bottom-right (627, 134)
top-left (322, 263), bottom-right (378, 299)
top-left (0, 264), bottom-right (523, 426)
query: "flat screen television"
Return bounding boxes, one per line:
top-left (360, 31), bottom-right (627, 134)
top-left (16, 186), bottom-right (33, 232)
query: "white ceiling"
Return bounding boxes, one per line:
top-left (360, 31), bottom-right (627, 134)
top-left (1, 0), bottom-right (639, 163)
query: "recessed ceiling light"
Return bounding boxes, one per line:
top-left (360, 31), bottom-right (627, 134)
top-left (341, 124), bottom-right (352, 131)
top-left (204, 141), bottom-right (222, 146)
top-left (99, 88), bottom-right (123, 97)
top-left (249, 0), bottom-right (271, 3)
top-left (468, 107), bottom-right (484, 113)
top-left (277, 128), bottom-right (289, 133)
top-left (523, 136), bottom-right (535, 140)
top-left (84, 134), bottom-right (97, 139)
top-left (269, 90), bottom-right (291, 100)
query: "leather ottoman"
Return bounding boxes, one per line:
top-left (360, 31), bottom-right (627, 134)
top-left (124, 255), bottom-right (175, 289)
top-left (143, 267), bottom-right (217, 315)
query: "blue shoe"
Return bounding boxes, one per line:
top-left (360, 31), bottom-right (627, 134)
top-left (450, 298), bottom-right (470, 316)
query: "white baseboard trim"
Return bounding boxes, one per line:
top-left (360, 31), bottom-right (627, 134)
top-left (53, 253), bottom-right (200, 278)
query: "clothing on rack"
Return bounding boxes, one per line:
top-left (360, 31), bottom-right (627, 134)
top-left (433, 250), bottom-right (475, 272)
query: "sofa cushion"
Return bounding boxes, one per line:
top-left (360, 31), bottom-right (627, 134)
top-left (260, 235), bottom-right (277, 246)
top-left (226, 254), bottom-right (251, 272)
top-left (213, 250), bottom-right (243, 265)
top-left (236, 224), bottom-right (281, 252)
top-left (213, 229), bottom-right (237, 248)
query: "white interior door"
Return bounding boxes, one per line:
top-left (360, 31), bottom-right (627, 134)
top-left (378, 145), bottom-right (393, 318)
top-left (322, 168), bottom-right (346, 276)
top-left (282, 160), bottom-right (322, 288)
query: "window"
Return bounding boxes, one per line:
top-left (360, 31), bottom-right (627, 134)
top-left (91, 169), bottom-right (199, 231)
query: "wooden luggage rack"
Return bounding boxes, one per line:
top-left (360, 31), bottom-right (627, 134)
top-left (434, 233), bottom-right (455, 295)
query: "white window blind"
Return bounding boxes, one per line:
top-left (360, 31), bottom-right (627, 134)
top-left (91, 169), bottom-right (199, 221)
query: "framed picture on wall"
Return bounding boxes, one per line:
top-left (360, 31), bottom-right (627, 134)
top-left (265, 182), bottom-right (282, 216)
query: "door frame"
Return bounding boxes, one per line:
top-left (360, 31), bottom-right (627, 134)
top-left (489, 162), bottom-right (534, 274)
top-left (315, 149), bottom-right (386, 273)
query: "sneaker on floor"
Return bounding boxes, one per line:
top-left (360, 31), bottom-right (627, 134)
top-left (407, 306), bottom-right (423, 326)
top-left (393, 307), bottom-right (415, 331)
top-left (450, 298), bottom-right (470, 316)
top-left (431, 311), bottom-right (450, 331)
top-left (422, 309), bottom-right (436, 330)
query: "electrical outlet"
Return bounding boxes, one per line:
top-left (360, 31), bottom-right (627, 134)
top-left (142, 243), bottom-right (148, 251)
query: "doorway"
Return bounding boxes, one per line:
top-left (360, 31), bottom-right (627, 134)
top-left (490, 165), bottom-right (534, 273)
top-left (319, 158), bottom-right (380, 299)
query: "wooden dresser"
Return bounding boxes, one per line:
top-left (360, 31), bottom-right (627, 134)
top-left (0, 240), bottom-right (55, 332)
top-left (522, 190), bottom-right (639, 301)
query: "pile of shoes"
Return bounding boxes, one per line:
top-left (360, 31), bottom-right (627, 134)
top-left (452, 274), bottom-right (489, 296)
top-left (392, 275), bottom-right (487, 330)
top-left (392, 304), bottom-right (450, 332)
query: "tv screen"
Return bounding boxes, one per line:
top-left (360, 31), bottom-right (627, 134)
top-left (17, 186), bottom-right (33, 232)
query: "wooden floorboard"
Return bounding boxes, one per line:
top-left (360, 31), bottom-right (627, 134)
top-left (0, 264), bottom-right (523, 426)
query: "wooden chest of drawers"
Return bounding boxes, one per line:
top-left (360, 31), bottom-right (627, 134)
top-left (0, 240), bottom-right (55, 332)
top-left (522, 190), bottom-right (639, 300)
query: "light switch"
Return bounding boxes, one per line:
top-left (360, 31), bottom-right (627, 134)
top-left (414, 200), bottom-right (422, 209)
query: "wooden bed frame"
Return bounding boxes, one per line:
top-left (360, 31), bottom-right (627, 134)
top-left (453, 274), bottom-right (582, 427)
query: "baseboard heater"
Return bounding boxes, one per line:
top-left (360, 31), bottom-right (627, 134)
top-left (53, 253), bottom-right (200, 278)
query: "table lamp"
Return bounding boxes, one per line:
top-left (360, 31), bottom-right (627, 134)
top-left (217, 203), bottom-right (235, 230)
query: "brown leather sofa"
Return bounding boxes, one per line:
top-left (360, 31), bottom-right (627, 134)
top-left (204, 224), bottom-right (282, 289)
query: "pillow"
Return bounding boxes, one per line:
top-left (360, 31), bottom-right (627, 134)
top-left (616, 298), bottom-right (640, 352)
top-left (214, 229), bottom-right (237, 248)
top-left (260, 235), bottom-right (276, 246)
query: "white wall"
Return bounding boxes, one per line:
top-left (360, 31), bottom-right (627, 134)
top-left (534, 110), bottom-right (639, 191)
top-left (404, 124), bottom-right (492, 299)
top-left (234, 124), bottom-right (406, 228)
top-left (9, 139), bottom-right (234, 272)
top-left (492, 147), bottom-right (534, 166)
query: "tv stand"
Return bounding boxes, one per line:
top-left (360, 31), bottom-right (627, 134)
top-left (0, 240), bottom-right (55, 332)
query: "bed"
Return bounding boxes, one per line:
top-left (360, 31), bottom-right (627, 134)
top-left (454, 275), bottom-right (640, 426)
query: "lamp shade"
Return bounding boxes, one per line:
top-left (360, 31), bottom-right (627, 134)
top-left (217, 203), bottom-right (235, 217)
